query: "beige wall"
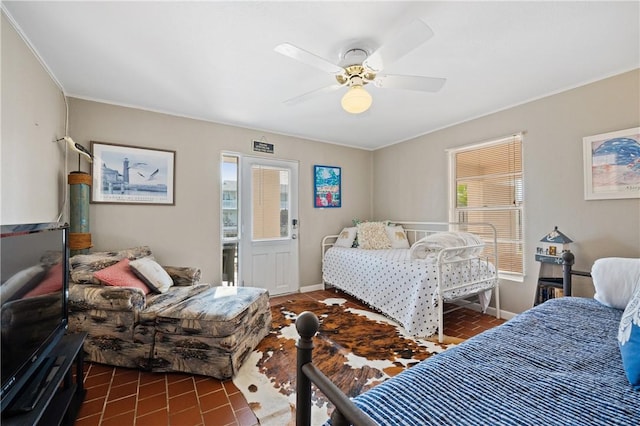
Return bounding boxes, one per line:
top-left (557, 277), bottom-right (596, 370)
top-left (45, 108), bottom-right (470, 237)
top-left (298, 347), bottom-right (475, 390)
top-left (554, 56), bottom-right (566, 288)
top-left (67, 98), bottom-right (372, 286)
top-left (373, 69), bottom-right (640, 314)
top-left (1, 12), bottom-right (67, 224)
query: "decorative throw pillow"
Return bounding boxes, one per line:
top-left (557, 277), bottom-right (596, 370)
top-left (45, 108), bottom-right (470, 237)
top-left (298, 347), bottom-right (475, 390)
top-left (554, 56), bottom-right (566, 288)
top-left (129, 257), bottom-right (174, 293)
top-left (592, 258), bottom-right (640, 310)
top-left (357, 222), bottom-right (391, 250)
top-left (334, 227), bottom-right (357, 248)
top-left (386, 225), bottom-right (410, 249)
top-left (618, 284), bottom-right (640, 390)
top-left (93, 258), bottom-right (151, 295)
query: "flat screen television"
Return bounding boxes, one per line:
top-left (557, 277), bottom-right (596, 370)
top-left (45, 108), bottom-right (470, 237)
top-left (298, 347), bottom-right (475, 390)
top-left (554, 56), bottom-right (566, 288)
top-left (0, 222), bottom-right (69, 412)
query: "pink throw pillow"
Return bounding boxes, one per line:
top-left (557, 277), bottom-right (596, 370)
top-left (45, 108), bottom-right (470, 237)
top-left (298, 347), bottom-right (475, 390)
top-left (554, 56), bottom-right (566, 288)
top-left (93, 258), bottom-right (151, 295)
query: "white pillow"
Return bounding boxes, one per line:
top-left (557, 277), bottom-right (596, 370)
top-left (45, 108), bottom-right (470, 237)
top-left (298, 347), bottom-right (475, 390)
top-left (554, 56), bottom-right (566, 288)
top-left (409, 233), bottom-right (460, 260)
top-left (386, 225), bottom-right (410, 249)
top-left (334, 227), bottom-right (357, 248)
top-left (409, 231), bottom-right (484, 260)
top-left (592, 257), bottom-right (640, 309)
top-left (357, 222), bottom-right (391, 250)
top-left (129, 257), bottom-right (174, 294)
top-left (457, 232), bottom-right (485, 257)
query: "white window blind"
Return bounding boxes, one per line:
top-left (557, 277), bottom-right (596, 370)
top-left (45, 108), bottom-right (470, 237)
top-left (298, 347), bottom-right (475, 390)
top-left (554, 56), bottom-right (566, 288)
top-left (451, 134), bottom-right (524, 275)
top-left (251, 166), bottom-right (289, 240)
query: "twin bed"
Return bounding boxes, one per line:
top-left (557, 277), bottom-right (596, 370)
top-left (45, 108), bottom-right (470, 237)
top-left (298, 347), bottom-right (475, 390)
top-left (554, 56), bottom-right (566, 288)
top-left (322, 221), bottom-right (500, 342)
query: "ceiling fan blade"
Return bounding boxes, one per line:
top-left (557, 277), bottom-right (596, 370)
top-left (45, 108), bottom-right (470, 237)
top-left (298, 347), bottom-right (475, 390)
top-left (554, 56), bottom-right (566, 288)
top-left (275, 43), bottom-right (345, 76)
top-left (363, 19), bottom-right (435, 73)
top-left (283, 84), bottom-right (344, 106)
top-left (374, 74), bottom-right (446, 92)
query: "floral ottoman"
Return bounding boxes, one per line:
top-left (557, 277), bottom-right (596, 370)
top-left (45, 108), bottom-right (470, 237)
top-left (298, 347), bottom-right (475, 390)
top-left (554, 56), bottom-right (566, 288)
top-left (151, 286), bottom-right (271, 380)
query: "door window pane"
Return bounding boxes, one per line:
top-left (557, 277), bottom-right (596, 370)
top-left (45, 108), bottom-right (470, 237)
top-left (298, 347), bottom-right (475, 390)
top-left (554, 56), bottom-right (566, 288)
top-left (252, 166), bottom-right (289, 239)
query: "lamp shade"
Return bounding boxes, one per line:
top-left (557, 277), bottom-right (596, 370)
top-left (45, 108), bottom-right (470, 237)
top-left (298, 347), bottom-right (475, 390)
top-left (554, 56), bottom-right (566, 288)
top-left (341, 85), bottom-right (372, 114)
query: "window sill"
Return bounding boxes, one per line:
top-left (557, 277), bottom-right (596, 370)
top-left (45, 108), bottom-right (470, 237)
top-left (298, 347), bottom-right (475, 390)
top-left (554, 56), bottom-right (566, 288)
top-left (498, 272), bottom-right (524, 283)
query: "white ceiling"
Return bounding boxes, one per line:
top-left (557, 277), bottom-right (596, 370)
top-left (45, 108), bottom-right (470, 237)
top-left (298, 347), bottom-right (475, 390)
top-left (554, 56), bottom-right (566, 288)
top-left (3, 1), bottom-right (639, 150)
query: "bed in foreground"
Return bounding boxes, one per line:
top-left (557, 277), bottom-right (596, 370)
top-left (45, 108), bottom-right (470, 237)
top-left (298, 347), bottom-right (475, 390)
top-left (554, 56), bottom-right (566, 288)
top-left (295, 293), bottom-right (640, 425)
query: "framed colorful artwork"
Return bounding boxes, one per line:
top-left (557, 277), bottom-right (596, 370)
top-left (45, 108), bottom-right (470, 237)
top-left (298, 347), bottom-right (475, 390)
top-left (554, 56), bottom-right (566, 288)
top-left (314, 165), bottom-right (341, 208)
top-left (91, 141), bottom-right (176, 205)
top-left (583, 127), bottom-right (640, 200)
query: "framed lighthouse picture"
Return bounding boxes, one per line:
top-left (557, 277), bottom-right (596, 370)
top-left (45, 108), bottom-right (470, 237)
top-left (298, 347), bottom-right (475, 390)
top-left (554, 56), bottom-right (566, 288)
top-left (90, 141), bottom-right (175, 205)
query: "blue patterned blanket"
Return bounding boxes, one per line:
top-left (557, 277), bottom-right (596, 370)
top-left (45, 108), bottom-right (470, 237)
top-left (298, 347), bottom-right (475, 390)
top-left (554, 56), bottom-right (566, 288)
top-left (346, 297), bottom-right (639, 425)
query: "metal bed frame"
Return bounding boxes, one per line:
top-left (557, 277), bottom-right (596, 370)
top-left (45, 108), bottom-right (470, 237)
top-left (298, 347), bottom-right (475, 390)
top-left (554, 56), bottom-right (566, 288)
top-left (321, 221), bottom-right (500, 343)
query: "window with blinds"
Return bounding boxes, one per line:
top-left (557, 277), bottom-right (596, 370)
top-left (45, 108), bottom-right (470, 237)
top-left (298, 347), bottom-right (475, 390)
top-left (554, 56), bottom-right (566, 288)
top-left (450, 134), bottom-right (524, 276)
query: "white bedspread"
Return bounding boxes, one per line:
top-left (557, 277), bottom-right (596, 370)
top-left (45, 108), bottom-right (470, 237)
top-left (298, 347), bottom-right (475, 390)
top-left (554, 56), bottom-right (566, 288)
top-left (322, 247), bottom-right (495, 337)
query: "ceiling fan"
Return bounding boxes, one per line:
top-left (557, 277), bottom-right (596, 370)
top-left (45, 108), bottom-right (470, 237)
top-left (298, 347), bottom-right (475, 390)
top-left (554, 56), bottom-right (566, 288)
top-left (274, 19), bottom-right (446, 114)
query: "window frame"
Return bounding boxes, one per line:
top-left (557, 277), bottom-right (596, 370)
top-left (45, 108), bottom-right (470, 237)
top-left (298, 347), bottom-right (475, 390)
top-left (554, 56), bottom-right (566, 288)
top-left (448, 133), bottom-right (525, 281)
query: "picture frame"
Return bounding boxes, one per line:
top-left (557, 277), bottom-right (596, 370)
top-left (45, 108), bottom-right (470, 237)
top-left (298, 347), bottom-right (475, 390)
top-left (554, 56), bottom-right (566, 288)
top-left (583, 127), bottom-right (640, 200)
top-left (90, 141), bottom-right (176, 205)
top-left (314, 165), bottom-right (341, 208)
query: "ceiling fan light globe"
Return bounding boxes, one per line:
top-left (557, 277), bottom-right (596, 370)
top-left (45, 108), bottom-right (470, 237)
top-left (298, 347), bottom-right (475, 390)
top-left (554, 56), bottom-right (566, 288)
top-left (341, 86), bottom-right (372, 114)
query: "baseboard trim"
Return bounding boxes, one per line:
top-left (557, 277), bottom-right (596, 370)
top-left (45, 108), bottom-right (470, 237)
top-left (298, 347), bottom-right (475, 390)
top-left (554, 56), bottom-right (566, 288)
top-left (299, 283), bottom-right (325, 293)
top-left (459, 301), bottom-right (517, 320)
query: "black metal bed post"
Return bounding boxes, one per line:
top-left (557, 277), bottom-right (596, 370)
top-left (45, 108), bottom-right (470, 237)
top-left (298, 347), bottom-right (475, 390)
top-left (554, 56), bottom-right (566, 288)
top-left (296, 311), bottom-right (320, 426)
top-left (562, 251), bottom-right (575, 297)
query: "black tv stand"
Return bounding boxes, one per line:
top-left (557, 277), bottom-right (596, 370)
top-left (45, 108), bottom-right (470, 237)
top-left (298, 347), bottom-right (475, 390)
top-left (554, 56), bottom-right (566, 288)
top-left (2, 333), bottom-right (86, 426)
top-left (6, 356), bottom-right (58, 414)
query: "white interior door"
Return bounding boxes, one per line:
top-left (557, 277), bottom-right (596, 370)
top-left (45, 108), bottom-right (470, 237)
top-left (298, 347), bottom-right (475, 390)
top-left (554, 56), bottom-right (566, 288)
top-left (240, 156), bottom-right (299, 295)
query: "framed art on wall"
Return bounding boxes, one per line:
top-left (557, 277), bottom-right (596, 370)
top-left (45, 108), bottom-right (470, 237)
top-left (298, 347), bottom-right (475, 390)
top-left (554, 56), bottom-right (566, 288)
top-left (583, 127), bottom-right (640, 200)
top-left (314, 165), bottom-right (341, 208)
top-left (91, 141), bottom-right (176, 205)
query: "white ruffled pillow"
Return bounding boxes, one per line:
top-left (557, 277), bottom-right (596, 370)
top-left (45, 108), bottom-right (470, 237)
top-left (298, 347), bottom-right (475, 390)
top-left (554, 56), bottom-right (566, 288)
top-left (592, 257), bottom-right (640, 310)
top-left (334, 227), bottom-right (357, 248)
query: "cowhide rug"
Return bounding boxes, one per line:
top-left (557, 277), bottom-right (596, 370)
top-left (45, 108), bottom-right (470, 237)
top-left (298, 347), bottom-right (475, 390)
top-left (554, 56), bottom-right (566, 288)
top-left (233, 297), bottom-right (460, 425)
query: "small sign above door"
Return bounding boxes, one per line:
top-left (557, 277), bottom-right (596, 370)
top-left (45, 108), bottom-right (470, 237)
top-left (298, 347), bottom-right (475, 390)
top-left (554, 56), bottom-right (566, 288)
top-left (253, 140), bottom-right (274, 154)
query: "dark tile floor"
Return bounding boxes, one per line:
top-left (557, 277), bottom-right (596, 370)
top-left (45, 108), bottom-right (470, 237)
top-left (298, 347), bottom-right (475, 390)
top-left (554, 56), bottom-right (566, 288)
top-left (74, 289), bottom-right (505, 426)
